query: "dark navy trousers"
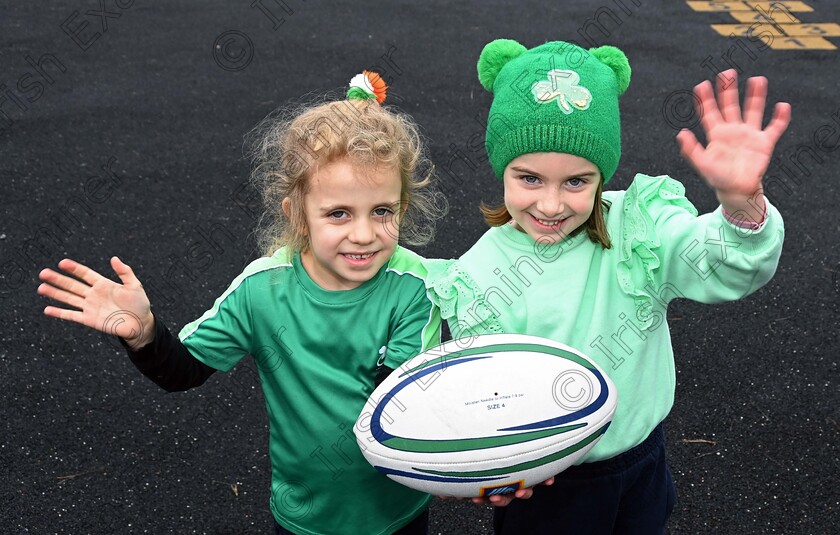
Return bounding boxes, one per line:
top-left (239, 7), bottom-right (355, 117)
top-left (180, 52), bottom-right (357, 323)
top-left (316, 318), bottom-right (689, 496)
top-left (493, 424), bottom-right (676, 535)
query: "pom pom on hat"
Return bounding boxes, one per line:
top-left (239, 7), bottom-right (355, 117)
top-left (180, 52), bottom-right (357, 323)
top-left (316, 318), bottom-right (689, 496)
top-left (590, 46), bottom-right (631, 95)
top-left (347, 70), bottom-right (388, 103)
top-left (477, 39), bottom-right (528, 92)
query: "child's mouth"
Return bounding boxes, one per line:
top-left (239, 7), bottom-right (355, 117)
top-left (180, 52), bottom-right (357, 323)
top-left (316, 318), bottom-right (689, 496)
top-left (529, 214), bottom-right (566, 230)
top-left (342, 252), bottom-right (377, 264)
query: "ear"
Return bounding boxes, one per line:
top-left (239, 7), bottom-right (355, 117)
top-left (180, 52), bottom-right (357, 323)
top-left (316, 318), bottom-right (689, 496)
top-left (282, 197), bottom-right (308, 237)
top-left (589, 46), bottom-right (631, 95)
top-left (395, 199), bottom-right (409, 223)
top-left (477, 39), bottom-right (527, 93)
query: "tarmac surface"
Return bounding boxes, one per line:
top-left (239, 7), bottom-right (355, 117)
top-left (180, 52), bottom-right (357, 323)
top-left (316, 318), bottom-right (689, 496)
top-left (3, 1), bottom-right (840, 533)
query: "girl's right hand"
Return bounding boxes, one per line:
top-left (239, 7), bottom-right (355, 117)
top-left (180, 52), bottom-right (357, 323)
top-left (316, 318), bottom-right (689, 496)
top-left (38, 257), bottom-right (155, 350)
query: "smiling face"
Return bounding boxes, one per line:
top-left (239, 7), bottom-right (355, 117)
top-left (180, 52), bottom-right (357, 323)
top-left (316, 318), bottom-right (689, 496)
top-left (503, 152), bottom-right (601, 243)
top-left (292, 158), bottom-right (402, 291)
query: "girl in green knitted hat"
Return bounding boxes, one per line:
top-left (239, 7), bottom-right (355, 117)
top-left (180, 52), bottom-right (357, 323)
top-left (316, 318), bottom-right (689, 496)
top-left (424, 39), bottom-right (791, 534)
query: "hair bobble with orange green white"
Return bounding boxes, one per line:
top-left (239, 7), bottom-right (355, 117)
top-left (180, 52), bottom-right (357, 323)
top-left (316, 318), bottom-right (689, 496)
top-left (347, 70), bottom-right (388, 104)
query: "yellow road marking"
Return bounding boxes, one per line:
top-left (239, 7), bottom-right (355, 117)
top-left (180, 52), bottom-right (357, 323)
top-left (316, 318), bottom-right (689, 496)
top-left (712, 22), bottom-right (840, 37)
top-left (689, 0), bottom-right (835, 49)
top-left (727, 11), bottom-right (800, 23)
top-left (767, 36), bottom-right (837, 49)
top-left (687, 1), bottom-right (814, 12)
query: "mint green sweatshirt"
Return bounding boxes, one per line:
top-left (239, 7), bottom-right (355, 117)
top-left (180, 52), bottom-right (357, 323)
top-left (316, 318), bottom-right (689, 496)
top-left (424, 174), bottom-right (784, 462)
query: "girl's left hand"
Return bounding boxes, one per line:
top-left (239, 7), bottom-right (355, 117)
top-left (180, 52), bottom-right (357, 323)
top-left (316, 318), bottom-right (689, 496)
top-left (477, 477), bottom-right (553, 507)
top-left (676, 68), bottom-right (791, 198)
top-left (435, 476), bottom-right (554, 507)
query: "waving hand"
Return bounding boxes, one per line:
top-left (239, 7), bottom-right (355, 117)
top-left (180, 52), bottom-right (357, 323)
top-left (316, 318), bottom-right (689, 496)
top-left (38, 257), bottom-right (155, 350)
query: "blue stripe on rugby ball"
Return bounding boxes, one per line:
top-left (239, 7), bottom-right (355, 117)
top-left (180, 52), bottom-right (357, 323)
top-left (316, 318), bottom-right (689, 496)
top-left (370, 355), bottom-right (491, 443)
top-left (499, 362), bottom-right (610, 432)
top-left (372, 467), bottom-right (506, 484)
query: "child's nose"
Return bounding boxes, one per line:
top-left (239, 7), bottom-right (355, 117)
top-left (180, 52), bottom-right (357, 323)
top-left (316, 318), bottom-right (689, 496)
top-left (537, 189), bottom-right (564, 216)
top-left (349, 218), bottom-right (376, 244)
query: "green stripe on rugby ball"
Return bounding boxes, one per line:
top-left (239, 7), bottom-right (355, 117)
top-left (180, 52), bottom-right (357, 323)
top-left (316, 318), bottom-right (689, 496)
top-left (414, 423), bottom-right (608, 478)
top-left (399, 343), bottom-right (596, 379)
top-left (381, 423), bottom-right (586, 453)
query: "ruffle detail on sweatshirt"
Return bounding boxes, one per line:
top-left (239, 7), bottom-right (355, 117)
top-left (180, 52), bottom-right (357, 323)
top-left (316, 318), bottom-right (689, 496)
top-left (424, 258), bottom-right (505, 337)
top-left (615, 174), bottom-right (698, 329)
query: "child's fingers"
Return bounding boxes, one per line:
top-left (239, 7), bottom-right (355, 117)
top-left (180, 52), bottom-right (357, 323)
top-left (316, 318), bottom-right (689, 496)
top-left (37, 282), bottom-right (86, 310)
top-left (38, 267), bottom-right (60, 283)
top-left (38, 268), bottom-right (92, 297)
top-left (743, 76), bottom-right (768, 129)
top-left (514, 488), bottom-right (534, 499)
top-left (110, 256), bottom-right (142, 288)
top-left (487, 494), bottom-right (515, 506)
top-left (56, 258), bottom-right (106, 287)
top-left (764, 102), bottom-right (792, 146)
top-left (716, 69), bottom-right (741, 123)
top-left (43, 305), bottom-right (84, 324)
top-left (676, 129), bottom-right (704, 164)
top-left (694, 79), bottom-right (723, 132)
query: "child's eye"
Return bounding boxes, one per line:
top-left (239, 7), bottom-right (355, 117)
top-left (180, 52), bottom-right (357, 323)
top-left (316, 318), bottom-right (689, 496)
top-left (373, 207), bottom-right (394, 217)
top-left (521, 175), bottom-right (541, 185)
top-left (329, 210), bottom-right (349, 220)
top-left (567, 178), bottom-right (586, 188)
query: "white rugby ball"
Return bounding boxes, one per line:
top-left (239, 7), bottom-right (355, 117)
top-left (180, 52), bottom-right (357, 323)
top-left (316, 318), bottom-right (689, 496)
top-left (354, 334), bottom-right (618, 498)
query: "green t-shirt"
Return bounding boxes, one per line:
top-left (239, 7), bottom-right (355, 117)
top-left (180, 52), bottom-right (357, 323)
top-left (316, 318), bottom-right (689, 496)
top-left (425, 174), bottom-right (784, 462)
top-left (179, 246), bottom-right (439, 535)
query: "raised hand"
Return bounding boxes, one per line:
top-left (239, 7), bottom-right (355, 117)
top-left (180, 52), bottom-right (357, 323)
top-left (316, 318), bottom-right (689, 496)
top-left (38, 257), bottom-right (155, 350)
top-left (676, 69), bottom-right (791, 220)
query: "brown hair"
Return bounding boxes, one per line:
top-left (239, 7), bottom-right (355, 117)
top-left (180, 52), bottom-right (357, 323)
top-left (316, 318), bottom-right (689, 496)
top-left (248, 96), bottom-right (446, 256)
top-left (479, 179), bottom-right (612, 249)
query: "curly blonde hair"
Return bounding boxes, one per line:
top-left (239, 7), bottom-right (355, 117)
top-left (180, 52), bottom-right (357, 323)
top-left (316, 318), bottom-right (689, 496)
top-left (247, 96), bottom-right (446, 256)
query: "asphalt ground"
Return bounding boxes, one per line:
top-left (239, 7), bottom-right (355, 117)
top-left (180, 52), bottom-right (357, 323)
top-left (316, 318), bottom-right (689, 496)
top-left (2, 1), bottom-right (839, 533)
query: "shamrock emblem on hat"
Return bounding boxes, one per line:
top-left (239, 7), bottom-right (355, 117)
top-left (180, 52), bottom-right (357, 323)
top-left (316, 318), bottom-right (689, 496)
top-left (531, 69), bottom-right (592, 114)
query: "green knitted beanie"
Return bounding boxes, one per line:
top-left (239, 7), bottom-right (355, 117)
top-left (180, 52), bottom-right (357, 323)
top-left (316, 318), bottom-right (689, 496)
top-left (477, 39), bottom-right (631, 183)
